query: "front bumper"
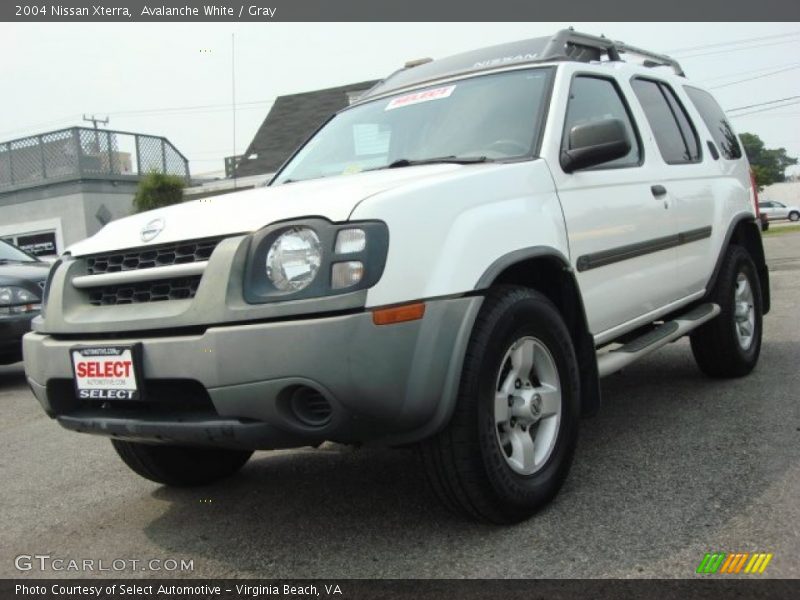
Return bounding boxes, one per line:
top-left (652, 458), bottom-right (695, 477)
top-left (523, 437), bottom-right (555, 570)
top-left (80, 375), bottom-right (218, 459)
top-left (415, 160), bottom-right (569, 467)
top-left (23, 297), bottom-right (481, 450)
top-left (0, 312), bottom-right (37, 362)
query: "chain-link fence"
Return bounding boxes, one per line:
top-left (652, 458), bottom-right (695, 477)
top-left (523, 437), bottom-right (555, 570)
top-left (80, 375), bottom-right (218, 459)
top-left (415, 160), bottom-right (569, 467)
top-left (0, 127), bottom-right (190, 193)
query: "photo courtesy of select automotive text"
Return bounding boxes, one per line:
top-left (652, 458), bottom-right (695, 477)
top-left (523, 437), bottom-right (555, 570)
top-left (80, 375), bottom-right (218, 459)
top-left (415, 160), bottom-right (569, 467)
top-left (1, 1), bottom-right (799, 598)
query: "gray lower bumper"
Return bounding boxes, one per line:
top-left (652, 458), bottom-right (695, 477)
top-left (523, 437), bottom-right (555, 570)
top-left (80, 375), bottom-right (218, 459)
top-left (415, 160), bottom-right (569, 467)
top-left (23, 296), bottom-right (481, 449)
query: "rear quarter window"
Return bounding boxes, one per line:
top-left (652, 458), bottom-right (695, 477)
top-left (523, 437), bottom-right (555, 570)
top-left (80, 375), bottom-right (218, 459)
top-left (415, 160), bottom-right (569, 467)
top-left (684, 86), bottom-right (743, 160)
top-left (631, 78), bottom-right (701, 165)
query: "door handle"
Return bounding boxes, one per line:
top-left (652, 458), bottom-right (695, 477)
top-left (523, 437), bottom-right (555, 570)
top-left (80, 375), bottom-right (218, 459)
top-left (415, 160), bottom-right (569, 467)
top-left (651, 185), bottom-right (667, 197)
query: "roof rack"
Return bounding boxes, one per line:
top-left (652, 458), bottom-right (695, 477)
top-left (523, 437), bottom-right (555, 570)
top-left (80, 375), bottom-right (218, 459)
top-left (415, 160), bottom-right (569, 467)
top-left (544, 29), bottom-right (685, 77)
top-left (360, 29), bottom-right (685, 102)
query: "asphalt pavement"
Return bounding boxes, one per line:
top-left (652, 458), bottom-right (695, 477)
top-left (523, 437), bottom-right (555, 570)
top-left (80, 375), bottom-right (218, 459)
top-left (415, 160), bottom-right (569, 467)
top-left (1, 233), bottom-right (798, 579)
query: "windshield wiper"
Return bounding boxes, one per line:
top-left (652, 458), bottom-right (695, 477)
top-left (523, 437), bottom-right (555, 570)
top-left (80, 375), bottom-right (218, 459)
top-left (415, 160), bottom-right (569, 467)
top-left (280, 156), bottom-right (492, 185)
top-left (384, 155), bottom-right (492, 169)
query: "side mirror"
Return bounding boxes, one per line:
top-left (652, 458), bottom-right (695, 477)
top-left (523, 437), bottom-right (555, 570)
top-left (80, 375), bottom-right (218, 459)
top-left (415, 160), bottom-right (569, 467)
top-left (560, 118), bottom-right (632, 173)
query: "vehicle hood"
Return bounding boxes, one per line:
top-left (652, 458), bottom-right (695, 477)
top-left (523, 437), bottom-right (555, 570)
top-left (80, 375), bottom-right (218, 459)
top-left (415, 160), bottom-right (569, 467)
top-left (0, 262), bottom-right (51, 285)
top-left (67, 164), bottom-right (473, 256)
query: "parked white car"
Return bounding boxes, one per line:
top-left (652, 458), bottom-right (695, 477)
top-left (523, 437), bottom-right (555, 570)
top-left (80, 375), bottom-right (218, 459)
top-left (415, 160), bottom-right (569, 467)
top-left (759, 200), bottom-right (800, 222)
top-left (23, 30), bottom-right (770, 523)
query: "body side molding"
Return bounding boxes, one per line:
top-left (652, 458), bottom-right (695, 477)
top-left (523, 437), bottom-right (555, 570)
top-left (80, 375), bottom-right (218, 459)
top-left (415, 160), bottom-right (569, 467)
top-left (576, 226), bottom-right (712, 272)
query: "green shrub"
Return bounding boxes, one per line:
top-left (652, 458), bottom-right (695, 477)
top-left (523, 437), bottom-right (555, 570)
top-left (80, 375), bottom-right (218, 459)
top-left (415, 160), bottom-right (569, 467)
top-left (133, 172), bottom-right (186, 213)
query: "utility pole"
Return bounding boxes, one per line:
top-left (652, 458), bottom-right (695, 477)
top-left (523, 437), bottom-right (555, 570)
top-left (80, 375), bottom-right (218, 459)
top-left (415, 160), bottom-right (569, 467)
top-left (82, 114), bottom-right (109, 161)
top-left (82, 114), bottom-right (109, 129)
top-left (231, 32), bottom-right (237, 189)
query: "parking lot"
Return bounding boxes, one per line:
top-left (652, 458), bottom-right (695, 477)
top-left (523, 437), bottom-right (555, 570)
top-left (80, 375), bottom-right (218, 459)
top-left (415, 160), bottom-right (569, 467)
top-left (1, 231), bottom-right (798, 579)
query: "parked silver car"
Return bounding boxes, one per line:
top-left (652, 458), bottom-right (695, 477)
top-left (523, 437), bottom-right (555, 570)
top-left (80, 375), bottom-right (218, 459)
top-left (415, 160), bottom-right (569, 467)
top-left (759, 200), bottom-right (800, 222)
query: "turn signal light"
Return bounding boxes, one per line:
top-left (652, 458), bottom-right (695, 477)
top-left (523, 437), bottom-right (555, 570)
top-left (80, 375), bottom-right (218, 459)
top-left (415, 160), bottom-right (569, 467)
top-left (372, 302), bottom-right (426, 326)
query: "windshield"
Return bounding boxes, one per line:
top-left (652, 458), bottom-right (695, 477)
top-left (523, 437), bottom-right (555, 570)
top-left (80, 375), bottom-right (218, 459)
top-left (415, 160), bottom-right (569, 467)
top-left (0, 240), bottom-right (38, 263)
top-left (272, 67), bottom-right (553, 185)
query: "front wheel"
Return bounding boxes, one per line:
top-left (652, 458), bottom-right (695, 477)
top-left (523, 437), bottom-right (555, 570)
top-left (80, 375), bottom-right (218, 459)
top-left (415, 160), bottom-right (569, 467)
top-left (691, 244), bottom-right (763, 378)
top-left (789, 211), bottom-right (799, 222)
top-left (112, 440), bottom-right (253, 486)
top-left (420, 286), bottom-right (580, 524)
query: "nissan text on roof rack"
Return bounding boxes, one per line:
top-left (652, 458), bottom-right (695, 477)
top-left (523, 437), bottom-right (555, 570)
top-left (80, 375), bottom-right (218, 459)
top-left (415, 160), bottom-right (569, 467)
top-left (23, 30), bottom-right (770, 524)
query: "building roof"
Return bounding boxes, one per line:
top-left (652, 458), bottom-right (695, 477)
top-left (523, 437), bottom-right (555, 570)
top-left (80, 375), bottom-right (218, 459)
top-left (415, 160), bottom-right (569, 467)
top-left (233, 80), bottom-right (379, 178)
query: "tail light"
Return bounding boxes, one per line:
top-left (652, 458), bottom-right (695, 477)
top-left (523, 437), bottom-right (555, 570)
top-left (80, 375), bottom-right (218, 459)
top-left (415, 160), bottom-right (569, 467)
top-left (750, 169), bottom-right (760, 216)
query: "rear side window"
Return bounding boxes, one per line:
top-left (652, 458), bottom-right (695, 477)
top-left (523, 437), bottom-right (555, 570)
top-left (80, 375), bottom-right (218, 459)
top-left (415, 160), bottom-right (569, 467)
top-left (684, 86), bottom-right (743, 160)
top-left (562, 75), bottom-right (641, 169)
top-left (631, 78), bottom-right (701, 165)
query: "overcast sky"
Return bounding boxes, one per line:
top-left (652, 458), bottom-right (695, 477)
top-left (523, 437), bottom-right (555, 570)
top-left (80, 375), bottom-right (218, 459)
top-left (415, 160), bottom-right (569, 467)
top-left (1, 22), bottom-right (799, 177)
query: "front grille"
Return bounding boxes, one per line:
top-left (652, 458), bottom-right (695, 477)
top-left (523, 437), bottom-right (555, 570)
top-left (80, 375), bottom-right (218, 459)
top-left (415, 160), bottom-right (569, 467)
top-left (88, 276), bottom-right (201, 306)
top-left (85, 237), bottom-right (223, 275)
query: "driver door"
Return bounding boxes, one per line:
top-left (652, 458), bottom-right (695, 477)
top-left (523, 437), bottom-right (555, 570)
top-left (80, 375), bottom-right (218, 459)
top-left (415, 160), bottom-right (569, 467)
top-left (545, 73), bottom-right (680, 336)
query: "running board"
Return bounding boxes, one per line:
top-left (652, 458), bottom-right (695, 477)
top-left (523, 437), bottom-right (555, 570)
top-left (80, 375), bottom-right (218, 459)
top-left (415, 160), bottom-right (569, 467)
top-left (597, 303), bottom-right (720, 378)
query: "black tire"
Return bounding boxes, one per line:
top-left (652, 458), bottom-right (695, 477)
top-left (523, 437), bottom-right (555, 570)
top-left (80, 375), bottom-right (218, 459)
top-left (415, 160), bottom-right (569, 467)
top-left (420, 286), bottom-right (580, 524)
top-left (789, 211), bottom-right (799, 222)
top-left (111, 440), bottom-right (252, 487)
top-left (691, 244), bottom-right (763, 378)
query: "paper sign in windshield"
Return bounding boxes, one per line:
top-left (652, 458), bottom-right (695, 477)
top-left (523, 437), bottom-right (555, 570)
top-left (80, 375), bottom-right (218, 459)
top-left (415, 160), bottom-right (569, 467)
top-left (385, 85), bottom-right (456, 110)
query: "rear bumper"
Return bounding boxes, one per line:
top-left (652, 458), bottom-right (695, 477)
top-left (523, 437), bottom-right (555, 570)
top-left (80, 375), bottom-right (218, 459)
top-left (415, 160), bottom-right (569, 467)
top-left (23, 296), bottom-right (481, 449)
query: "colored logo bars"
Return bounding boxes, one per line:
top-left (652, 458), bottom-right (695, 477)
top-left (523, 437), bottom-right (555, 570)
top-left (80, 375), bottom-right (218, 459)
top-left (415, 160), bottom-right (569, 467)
top-left (696, 552), bottom-right (774, 574)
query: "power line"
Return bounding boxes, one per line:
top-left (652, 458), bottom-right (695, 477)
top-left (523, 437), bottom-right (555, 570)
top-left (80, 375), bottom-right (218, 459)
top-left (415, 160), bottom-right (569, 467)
top-left (709, 64), bottom-right (800, 89)
top-left (0, 115), bottom-right (82, 138)
top-left (729, 99), bottom-right (800, 117)
top-left (677, 38), bottom-right (800, 60)
top-left (739, 112), bottom-right (800, 118)
top-left (666, 30), bottom-right (800, 54)
top-left (701, 61), bottom-right (800, 83)
top-left (727, 96), bottom-right (800, 112)
top-left (117, 105), bottom-right (272, 120)
top-left (1, 99), bottom-right (274, 138)
top-left (107, 98), bottom-right (275, 117)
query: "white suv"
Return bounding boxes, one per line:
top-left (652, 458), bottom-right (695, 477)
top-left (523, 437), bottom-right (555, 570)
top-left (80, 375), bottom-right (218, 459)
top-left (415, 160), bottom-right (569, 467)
top-left (23, 30), bottom-right (770, 523)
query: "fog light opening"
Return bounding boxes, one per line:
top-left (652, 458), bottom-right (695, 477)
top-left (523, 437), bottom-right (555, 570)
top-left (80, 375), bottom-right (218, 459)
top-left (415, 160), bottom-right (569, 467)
top-left (286, 386), bottom-right (333, 427)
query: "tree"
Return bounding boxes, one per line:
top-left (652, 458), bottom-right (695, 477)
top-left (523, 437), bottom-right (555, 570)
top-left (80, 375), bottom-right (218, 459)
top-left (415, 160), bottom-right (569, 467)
top-left (132, 172), bottom-right (186, 213)
top-left (739, 132), bottom-right (797, 190)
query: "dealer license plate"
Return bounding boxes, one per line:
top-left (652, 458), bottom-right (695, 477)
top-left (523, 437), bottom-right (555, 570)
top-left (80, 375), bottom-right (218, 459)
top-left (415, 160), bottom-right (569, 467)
top-left (71, 345), bottom-right (142, 400)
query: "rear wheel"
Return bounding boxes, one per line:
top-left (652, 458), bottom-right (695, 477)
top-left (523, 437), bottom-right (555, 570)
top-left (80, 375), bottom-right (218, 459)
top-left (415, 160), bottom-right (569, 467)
top-left (691, 244), bottom-right (762, 378)
top-left (789, 211), bottom-right (799, 222)
top-left (112, 440), bottom-right (252, 487)
top-left (420, 286), bottom-right (580, 524)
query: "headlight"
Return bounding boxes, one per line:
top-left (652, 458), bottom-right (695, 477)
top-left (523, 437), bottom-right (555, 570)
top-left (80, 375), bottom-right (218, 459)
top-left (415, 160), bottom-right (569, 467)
top-left (266, 227), bottom-right (322, 292)
top-left (243, 218), bottom-right (389, 304)
top-left (0, 285), bottom-right (41, 315)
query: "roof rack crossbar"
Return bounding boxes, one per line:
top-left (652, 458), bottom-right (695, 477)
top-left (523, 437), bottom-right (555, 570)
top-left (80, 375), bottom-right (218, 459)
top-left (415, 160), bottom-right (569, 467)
top-left (542, 29), bottom-right (685, 77)
top-left (612, 41), bottom-right (685, 77)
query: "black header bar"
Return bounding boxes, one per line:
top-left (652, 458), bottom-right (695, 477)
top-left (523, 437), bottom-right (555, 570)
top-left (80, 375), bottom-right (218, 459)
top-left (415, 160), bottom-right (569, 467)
top-left (2, 0), bottom-right (799, 22)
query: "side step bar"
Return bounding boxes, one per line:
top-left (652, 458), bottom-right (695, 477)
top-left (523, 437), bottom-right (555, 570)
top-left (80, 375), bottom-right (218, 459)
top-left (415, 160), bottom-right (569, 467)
top-left (597, 303), bottom-right (720, 378)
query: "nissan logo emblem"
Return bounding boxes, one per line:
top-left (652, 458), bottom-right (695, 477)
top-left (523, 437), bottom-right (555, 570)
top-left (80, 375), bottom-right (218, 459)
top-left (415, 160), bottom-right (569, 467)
top-left (140, 218), bottom-right (165, 242)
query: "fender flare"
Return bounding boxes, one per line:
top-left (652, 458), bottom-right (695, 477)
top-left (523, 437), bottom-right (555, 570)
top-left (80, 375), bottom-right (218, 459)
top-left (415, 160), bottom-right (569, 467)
top-left (706, 214), bottom-right (770, 314)
top-left (477, 246), bottom-right (601, 418)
